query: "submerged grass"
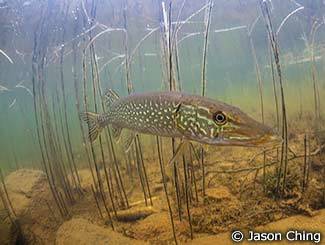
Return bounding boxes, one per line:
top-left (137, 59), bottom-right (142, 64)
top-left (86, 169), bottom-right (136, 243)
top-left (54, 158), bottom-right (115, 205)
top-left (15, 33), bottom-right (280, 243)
top-left (59, 4), bottom-right (82, 194)
top-left (123, 4), bottom-right (152, 210)
top-left (260, 0), bottom-right (289, 197)
top-left (0, 0), bottom-right (325, 243)
top-left (159, 2), bottom-right (179, 243)
top-left (156, 136), bottom-right (178, 244)
top-left (30, 3), bottom-right (71, 218)
top-left (310, 20), bottom-right (323, 125)
top-left (199, 0), bottom-right (213, 199)
top-left (0, 49), bottom-right (13, 64)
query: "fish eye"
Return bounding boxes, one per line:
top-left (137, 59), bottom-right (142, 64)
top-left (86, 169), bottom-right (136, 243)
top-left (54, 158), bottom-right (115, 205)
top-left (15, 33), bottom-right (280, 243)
top-left (214, 111), bottom-right (227, 125)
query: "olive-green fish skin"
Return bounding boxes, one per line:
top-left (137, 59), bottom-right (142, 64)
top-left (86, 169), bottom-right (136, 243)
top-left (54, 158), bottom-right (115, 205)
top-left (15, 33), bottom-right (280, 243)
top-left (101, 92), bottom-right (183, 138)
top-left (83, 91), bottom-right (279, 147)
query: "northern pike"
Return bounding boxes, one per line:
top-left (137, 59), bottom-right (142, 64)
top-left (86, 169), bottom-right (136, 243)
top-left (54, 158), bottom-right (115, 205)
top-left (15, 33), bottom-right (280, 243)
top-left (81, 90), bottom-right (279, 147)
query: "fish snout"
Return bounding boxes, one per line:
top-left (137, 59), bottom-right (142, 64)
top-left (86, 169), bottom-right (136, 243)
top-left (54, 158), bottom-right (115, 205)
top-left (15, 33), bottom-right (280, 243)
top-left (240, 119), bottom-right (281, 146)
top-left (254, 124), bottom-right (282, 146)
top-left (264, 131), bottom-right (283, 145)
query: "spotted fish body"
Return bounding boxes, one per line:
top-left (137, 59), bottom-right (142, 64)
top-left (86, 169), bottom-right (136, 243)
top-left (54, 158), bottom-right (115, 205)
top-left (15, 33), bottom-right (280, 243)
top-left (81, 90), bottom-right (279, 147)
top-left (101, 92), bottom-right (183, 138)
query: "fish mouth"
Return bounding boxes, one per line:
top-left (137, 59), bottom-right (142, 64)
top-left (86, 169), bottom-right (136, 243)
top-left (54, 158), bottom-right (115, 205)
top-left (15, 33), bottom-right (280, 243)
top-left (212, 133), bottom-right (282, 147)
top-left (212, 123), bottom-right (282, 147)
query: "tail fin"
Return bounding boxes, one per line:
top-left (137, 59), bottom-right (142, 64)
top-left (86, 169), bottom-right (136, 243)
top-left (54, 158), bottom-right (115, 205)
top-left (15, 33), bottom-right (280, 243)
top-left (80, 112), bottom-right (102, 142)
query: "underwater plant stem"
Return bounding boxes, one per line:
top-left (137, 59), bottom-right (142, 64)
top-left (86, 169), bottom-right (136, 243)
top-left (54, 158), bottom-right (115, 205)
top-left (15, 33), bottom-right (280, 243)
top-left (0, 183), bottom-right (16, 226)
top-left (172, 139), bottom-right (182, 221)
top-left (90, 65), bottom-right (118, 214)
top-left (88, 53), bottom-right (105, 203)
top-left (31, 19), bottom-right (67, 218)
top-left (263, 151), bottom-right (266, 193)
top-left (91, 184), bottom-right (104, 219)
top-left (89, 0), bottom-right (108, 203)
top-left (81, 32), bottom-right (104, 220)
top-left (59, 7), bottom-right (82, 191)
top-left (174, 38), bottom-right (182, 92)
top-left (56, 188), bottom-right (71, 219)
top-left (0, 169), bottom-right (17, 218)
top-left (52, 91), bottom-right (78, 203)
top-left (88, 28), bottom-right (120, 214)
top-left (85, 2), bottom-right (123, 213)
top-left (50, 3), bottom-right (77, 203)
top-left (135, 139), bottom-right (148, 206)
top-left (156, 136), bottom-right (178, 245)
top-left (108, 130), bottom-right (129, 208)
top-left (123, 5), bottom-right (154, 210)
top-left (302, 134), bottom-right (307, 192)
top-left (72, 6), bottom-right (97, 197)
top-left (260, 0), bottom-right (288, 197)
top-left (93, 53), bottom-right (128, 209)
top-left (12, 150), bottom-right (20, 170)
top-left (305, 136), bottom-right (311, 189)
top-left (83, 8), bottom-right (114, 209)
top-left (136, 136), bottom-right (153, 206)
top-left (276, 6), bottom-right (304, 35)
top-left (52, 93), bottom-right (75, 203)
top-left (269, 43), bottom-right (280, 130)
top-left (46, 201), bottom-right (60, 223)
top-left (310, 21), bottom-right (323, 124)
top-left (88, 24), bottom-right (119, 220)
top-left (0, 48), bottom-right (14, 64)
top-left (207, 144), bottom-right (324, 175)
top-left (100, 142), bottom-right (118, 217)
top-left (161, 1), bottom-right (182, 220)
top-left (52, 96), bottom-right (75, 204)
top-left (201, 147), bottom-right (205, 196)
top-left (201, 0), bottom-right (213, 97)
top-left (98, 136), bottom-right (115, 228)
top-left (182, 155), bottom-right (193, 239)
top-left (81, 0), bottom-right (99, 195)
top-left (123, 6), bottom-right (132, 94)
top-left (79, 53), bottom-right (98, 196)
top-left (249, 35), bottom-right (264, 123)
top-left (189, 146), bottom-right (199, 203)
top-left (199, 0), bottom-right (212, 198)
top-left (168, 2), bottom-right (176, 91)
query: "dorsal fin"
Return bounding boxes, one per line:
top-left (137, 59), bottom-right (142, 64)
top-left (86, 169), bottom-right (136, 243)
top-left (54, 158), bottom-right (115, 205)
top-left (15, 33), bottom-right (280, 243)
top-left (103, 89), bottom-right (119, 108)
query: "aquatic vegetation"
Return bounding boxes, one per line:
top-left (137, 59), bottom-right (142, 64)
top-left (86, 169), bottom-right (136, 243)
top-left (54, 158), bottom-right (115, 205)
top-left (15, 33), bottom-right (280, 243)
top-left (0, 84), bottom-right (10, 92)
top-left (15, 82), bottom-right (33, 97)
top-left (0, 0), bottom-right (325, 244)
top-left (0, 49), bottom-right (13, 64)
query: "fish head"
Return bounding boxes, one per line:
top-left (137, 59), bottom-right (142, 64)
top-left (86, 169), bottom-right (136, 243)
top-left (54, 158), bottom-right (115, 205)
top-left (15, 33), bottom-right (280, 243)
top-left (174, 98), bottom-right (281, 147)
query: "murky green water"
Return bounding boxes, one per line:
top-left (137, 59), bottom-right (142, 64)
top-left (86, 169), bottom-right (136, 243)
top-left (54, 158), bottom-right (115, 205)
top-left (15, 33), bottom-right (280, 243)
top-left (0, 0), bottom-right (324, 171)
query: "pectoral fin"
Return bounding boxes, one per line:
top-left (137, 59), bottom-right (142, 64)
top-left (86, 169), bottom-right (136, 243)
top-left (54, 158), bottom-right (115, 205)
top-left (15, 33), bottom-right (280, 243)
top-left (167, 140), bottom-right (187, 166)
top-left (111, 125), bottom-right (122, 141)
top-left (120, 129), bottom-right (136, 153)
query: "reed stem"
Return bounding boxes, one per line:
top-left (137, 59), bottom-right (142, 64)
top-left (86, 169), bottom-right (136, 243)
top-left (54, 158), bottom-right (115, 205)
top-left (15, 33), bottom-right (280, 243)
top-left (156, 136), bottom-right (178, 245)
